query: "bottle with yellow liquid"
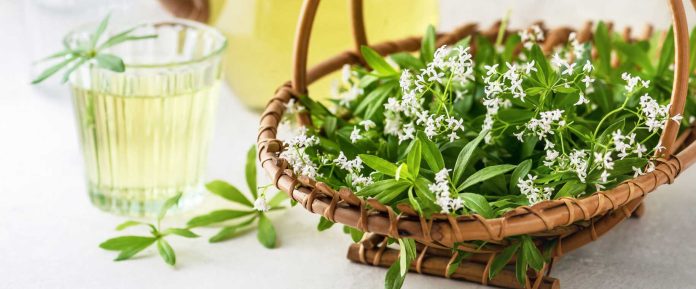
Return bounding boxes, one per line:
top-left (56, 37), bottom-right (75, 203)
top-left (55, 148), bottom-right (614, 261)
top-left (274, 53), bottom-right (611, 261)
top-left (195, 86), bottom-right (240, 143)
top-left (208, 0), bottom-right (439, 109)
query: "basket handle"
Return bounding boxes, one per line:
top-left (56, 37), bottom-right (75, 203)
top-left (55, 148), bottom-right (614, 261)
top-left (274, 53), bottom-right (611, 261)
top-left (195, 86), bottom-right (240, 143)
top-left (291, 0), bottom-right (367, 94)
top-left (290, 0), bottom-right (690, 157)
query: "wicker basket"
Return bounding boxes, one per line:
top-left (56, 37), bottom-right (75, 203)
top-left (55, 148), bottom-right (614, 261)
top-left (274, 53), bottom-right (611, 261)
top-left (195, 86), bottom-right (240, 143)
top-left (257, 1), bottom-right (696, 288)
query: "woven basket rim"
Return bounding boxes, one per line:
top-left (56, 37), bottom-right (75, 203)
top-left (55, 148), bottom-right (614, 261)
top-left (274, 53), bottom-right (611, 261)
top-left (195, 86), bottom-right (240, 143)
top-left (257, 22), bottom-right (696, 248)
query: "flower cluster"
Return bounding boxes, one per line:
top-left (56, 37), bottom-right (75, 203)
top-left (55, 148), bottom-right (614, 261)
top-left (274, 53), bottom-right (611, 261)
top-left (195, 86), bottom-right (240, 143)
top-left (382, 45), bottom-right (473, 143)
top-left (517, 174), bottom-right (552, 205)
top-left (428, 169), bottom-right (462, 213)
top-left (279, 127), bottom-right (321, 178)
top-left (334, 152), bottom-right (373, 190)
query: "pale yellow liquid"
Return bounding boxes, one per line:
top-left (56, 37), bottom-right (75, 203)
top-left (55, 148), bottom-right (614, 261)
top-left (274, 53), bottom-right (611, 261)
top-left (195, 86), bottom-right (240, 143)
top-left (71, 82), bottom-right (220, 216)
top-left (212, 0), bottom-right (439, 109)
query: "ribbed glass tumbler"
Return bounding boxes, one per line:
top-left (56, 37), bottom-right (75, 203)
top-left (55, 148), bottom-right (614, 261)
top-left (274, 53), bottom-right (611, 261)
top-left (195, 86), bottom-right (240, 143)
top-left (66, 20), bottom-right (226, 217)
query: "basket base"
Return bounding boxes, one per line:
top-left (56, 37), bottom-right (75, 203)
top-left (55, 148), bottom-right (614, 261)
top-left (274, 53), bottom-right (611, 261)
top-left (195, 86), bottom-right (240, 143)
top-left (631, 202), bottom-right (646, 218)
top-left (347, 234), bottom-right (560, 289)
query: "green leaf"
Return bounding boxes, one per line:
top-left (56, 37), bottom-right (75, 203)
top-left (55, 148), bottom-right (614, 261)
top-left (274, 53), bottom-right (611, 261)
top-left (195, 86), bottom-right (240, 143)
top-left (317, 216), bottom-right (335, 231)
top-left (515, 249), bottom-right (527, 285)
top-left (359, 154), bottom-right (398, 176)
top-left (521, 235), bottom-right (544, 271)
top-left (115, 220), bottom-right (144, 231)
top-left (205, 180), bottom-right (253, 207)
top-left (99, 236), bottom-right (156, 251)
top-left (347, 226), bottom-right (364, 243)
top-left (457, 164), bottom-right (517, 192)
top-left (398, 238), bottom-right (417, 276)
top-left (354, 82), bottom-right (393, 115)
top-left (421, 25), bottom-right (436, 63)
top-left (510, 160), bottom-right (532, 194)
top-left (245, 145), bottom-right (258, 198)
top-left (407, 187), bottom-right (422, 214)
top-left (459, 193), bottom-right (494, 218)
top-left (406, 139), bottom-right (422, 177)
top-left (360, 45), bottom-right (397, 76)
top-left (356, 179), bottom-right (399, 197)
top-left (657, 27), bottom-right (675, 76)
top-left (36, 49), bottom-right (76, 62)
top-left (187, 209), bottom-right (256, 227)
top-left (595, 21), bottom-right (612, 76)
top-left (267, 191), bottom-right (288, 208)
top-left (418, 132), bottom-right (445, 172)
top-left (555, 180), bottom-right (586, 198)
top-left (208, 217), bottom-right (256, 243)
top-left (158, 192), bottom-right (183, 221)
top-left (90, 13), bottom-right (111, 49)
top-left (94, 53), bottom-right (125, 72)
top-left (100, 32), bottom-right (157, 50)
top-left (163, 228), bottom-right (199, 238)
top-left (99, 236), bottom-right (156, 261)
top-left (385, 258), bottom-right (406, 289)
top-left (614, 41), bottom-right (653, 73)
top-left (156, 239), bottom-right (176, 266)
top-left (60, 57), bottom-right (87, 83)
top-left (257, 213), bottom-right (276, 248)
top-left (389, 52), bottom-right (424, 70)
top-left (446, 251), bottom-right (471, 277)
top-left (489, 242), bottom-right (521, 280)
top-left (31, 56), bottom-right (76, 84)
top-left (374, 181), bottom-right (412, 204)
top-left (452, 133), bottom-right (485, 185)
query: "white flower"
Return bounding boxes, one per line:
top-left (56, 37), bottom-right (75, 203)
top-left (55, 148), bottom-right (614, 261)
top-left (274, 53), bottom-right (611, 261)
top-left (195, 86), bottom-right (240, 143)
top-left (634, 144), bottom-right (647, 157)
top-left (485, 64), bottom-right (499, 76)
top-left (544, 149), bottom-right (559, 166)
top-left (581, 75), bottom-right (595, 87)
top-left (359, 120), bottom-right (376, 131)
top-left (339, 85), bottom-right (363, 106)
top-left (399, 122), bottom-right (416, 143)
top-left (672, 114), bottom-right (683, 123)
top-left (341, 64), bottom-right (352, 84)
top-left (284, 98), bottom-right (305, 114)
top-left (551, 53), bottom-right (567, 68)
top-left (582, 60), bottom-right (593, 73)
top-left (575, 93), bottom-right (590, 105)
top-left (351, 174), bottom-right (373, 191)
top-left (253, 196), bottom-right (270, 212)
top-left (399, 69), bottom-right (412, 91)
top-left (593, 151), bottom-right (615, 170)
top-left (622, 72), bottom-right (649, 92)
top-left (632, 166), bottom-right (644, 177)
top-left (522, 60), bottom-right (537, 74)
top-left (562, 63), bottom-right (576, 76)
top-left (599, 170), bottom-right (611, 183)
top-left (383, 113), bottom-right (402, 136)
top-left (350, 127), bottom-right (362, 143)
top-left (448, 131), bottom-right (459, 142)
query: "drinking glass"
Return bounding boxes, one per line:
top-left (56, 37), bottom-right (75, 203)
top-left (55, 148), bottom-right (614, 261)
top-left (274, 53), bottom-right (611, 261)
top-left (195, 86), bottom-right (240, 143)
top-left (65, 20), bottom-right (227, 217)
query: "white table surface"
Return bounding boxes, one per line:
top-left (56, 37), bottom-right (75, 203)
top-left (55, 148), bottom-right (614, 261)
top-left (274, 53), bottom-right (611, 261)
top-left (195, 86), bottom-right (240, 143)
top-left (2, 1), bottom-right (696, 289)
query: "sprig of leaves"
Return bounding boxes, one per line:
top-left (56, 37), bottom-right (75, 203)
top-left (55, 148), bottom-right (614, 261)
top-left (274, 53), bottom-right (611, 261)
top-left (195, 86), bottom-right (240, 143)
top-left (31, 14), bottom-right (157, 84)
top-left (99, 193), bottom-right (199, 266)
top-left (186, 145), bottom-right (289, 248)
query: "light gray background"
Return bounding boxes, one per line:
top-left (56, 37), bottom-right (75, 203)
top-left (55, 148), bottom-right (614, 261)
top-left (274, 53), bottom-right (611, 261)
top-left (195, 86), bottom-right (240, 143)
top-left (1, 1), bottom-right (695, 288)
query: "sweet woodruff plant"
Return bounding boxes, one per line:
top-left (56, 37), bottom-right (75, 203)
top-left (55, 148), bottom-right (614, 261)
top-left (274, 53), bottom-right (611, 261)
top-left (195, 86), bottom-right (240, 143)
top-left (280, 23), bottom-right (695, 286)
